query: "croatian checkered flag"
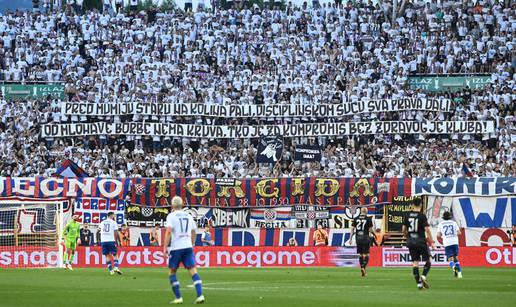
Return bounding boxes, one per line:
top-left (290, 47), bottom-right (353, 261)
top-left (134, 184), bottom-right (145, 195)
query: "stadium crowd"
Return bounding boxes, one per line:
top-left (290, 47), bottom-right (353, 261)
top-left (0, 0), bottom-right (514, 178)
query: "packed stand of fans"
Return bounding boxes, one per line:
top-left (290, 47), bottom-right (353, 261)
top-left (0, 0), bottom-right (514, 178)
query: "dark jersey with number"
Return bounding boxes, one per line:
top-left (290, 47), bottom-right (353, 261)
top-left (403, 212), bottom-right (429, 241)
top-left (352, 215), bottom-right (373, 240)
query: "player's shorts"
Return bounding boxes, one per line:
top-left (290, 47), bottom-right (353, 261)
top-left (65, 238), bottom-right (77, 250)
top-left (407, 239), bottom-right (430, 262)
top-left (444, 244), bottom-right (459, 258)
top-left (356, 237), bottom-right (371, 254)
top-left (101, 242), bottom-right (117, 255)
top-left (168, 247), bottom-right (196, 270)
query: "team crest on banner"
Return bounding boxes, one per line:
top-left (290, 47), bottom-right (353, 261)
top-left (256, 137), bottom-right (283, 163)
top-left (264, 209), bottom-right (277, 222)
top-left (125, 203), bottom-right (170, 227)
top-left (343, 206), bottom-right (360, 220)
top-left (250, 207), bottom-right (293, 228)
top-left (294, 205), bottom-right (330, 228)
top-left (134, 184), bottom-right (145, 195)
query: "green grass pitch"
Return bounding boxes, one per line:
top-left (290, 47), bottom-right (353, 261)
top-left (1, 267), bottom-right (515, 307)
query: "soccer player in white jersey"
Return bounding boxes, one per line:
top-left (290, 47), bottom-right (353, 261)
top-left (99, 212), bottom-right (123, 276)
top-left (163, 196), bottom-right (204, 304)
top-left (437, 211), bottom-right (463, 278)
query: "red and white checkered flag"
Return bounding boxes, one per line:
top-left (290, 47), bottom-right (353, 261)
top-left (134, 184), bottom-right (145, 195)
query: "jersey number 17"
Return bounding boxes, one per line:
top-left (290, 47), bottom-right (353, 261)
top-left (179, 218), bottom-right (189, 233)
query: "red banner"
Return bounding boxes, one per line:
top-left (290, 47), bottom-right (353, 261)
top-left (1, 246), bottom-right (515, 268)
top-left (130, 177), bottom-right (411, 207)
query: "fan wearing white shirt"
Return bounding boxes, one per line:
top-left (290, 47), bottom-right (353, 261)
top-left (99, 212), bottom-right (122, 276)
top-left (163, 196), bottom-right (205, 304)
top-left (437, 211), bottom-right (463, 278)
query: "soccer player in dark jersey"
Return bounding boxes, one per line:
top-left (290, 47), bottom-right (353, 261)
top-left (402, 198), bottom-right (434, 290)
top-left (350, 207), bottom-right (374, 277)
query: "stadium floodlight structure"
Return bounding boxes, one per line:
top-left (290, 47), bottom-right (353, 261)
top-left (0, 198), bottom-right (70, 268)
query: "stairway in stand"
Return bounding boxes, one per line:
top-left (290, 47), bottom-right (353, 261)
top-left (383, 232), bottom-right (406, 247)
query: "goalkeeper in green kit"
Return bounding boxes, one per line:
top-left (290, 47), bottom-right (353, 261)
top-left (62, 214), bottom-right (81, 270)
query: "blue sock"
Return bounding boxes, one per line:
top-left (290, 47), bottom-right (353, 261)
top-left (449, 261), bottom-right (454, 269)
top-left (107, 261), bottom-right (112, 271)
top-left (455, 262), bottom-right (462, 272)
top-left (169, 275), bottom-right (181, 299)
top-left (114, 259), bottom-right (119, 268)
top-left (192, 273), bottom-right (203, 297)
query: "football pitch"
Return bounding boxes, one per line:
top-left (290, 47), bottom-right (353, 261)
top-left (1, 267), bottom-right (515, 307)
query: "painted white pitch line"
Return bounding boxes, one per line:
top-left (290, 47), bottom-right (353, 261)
top-left (186, 284), bottom-right (372, 290)
top-left (0, 289), bottom-right (170, 294)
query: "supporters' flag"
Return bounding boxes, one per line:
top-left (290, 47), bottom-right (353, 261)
top-left (294, 145), bottom-right (322, 161)
top-left (125, 203), bottom-right (170, 227)
top-left (462, 162), bottom-right (473, 177)
top-left (53, 159), bottom-right (89, 178)
top-left (250, 207), bottom-right (292, 221)
top-left (256, 136), bottom-right (283, 163)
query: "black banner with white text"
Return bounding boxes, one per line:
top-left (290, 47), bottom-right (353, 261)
top-left (294, 145), bottom-right (322, 161)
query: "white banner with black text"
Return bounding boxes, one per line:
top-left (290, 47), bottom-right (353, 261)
top-left (61, 98), bottom-right (451, 117)
top-left (41, 121), bottom-right (494, 138)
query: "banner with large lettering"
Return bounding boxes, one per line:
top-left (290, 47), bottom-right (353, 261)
top-left (73, 197), bottom-right (125, 225)
top-left (451, 196), bottom-right (515, 228)
top-left (41, 121), bottom-right (494, 138)
top-left (0, 246), bottom-right (340, 268)
top-left (382, 247), bottom-right (449, 267)
top-left (2, 246), bottom-right (515, 268)
top-left (382, 247), bottom-right (516, 267)
top-left (130, 177), bottom-right (412, 207)
top-left (412, 177), bottom-right (515, 196)
top-left (61, 98), bottom-right (451, 117)
top-left (0, 177), bottom-right (132, 200)
top-left (201, 208), bottom-right (250, 228)
top-left (384, 196), bottom-right (419, 232)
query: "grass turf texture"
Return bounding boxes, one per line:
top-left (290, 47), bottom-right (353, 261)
top-left (1, 268), bottom-right (515, 307)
